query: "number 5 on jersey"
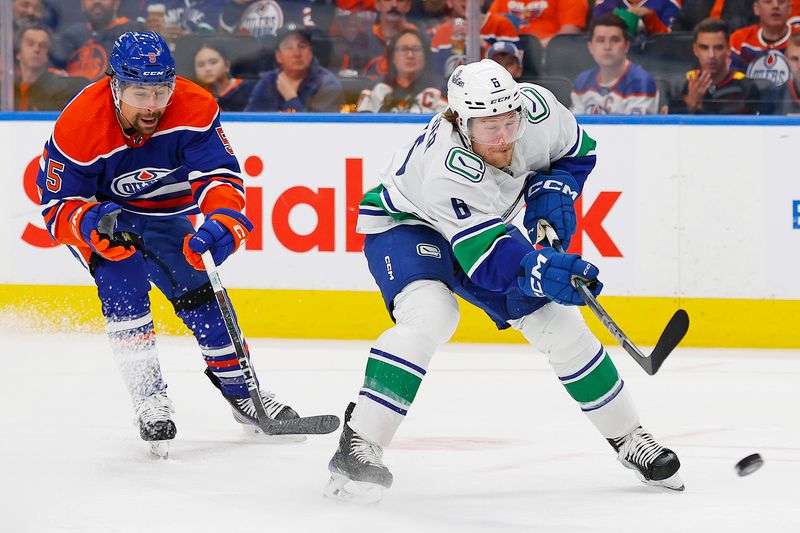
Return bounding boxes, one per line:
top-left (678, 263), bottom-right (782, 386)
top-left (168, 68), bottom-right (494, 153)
top-left (46, 159), bottom-right (65, 193)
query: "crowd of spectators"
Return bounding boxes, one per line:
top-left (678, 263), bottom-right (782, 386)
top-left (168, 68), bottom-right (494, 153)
top-left (8, 0), bottom-right (800, 115)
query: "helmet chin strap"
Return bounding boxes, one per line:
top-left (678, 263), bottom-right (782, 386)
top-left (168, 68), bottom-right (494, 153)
top-left (115, 106), bottom-right (139, 136)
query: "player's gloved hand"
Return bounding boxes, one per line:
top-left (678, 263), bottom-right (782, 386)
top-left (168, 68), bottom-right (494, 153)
top-left (183, 208), bottom-right (253, 270)
top-left (523, 169), bottom-right (579, 251)
top-left (517, 247), bottom-right (602, 305)
top-left (77, 202), bottom-right (136, 261)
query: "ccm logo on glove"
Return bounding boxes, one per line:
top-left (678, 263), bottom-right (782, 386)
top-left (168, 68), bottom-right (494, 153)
top-left (526, 178), bottom-right (579, 200)
top-left (524, 170), bottom-right (579, 252)
top-left (526, 252), bottom-right (549, 298)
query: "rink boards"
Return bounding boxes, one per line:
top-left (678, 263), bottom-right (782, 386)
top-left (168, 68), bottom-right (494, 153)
top-left (1, 113), bottom-right (799, 348)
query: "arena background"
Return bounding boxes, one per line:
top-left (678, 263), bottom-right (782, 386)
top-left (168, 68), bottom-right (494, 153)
top-left (2, 113), bottom-right (800, 348)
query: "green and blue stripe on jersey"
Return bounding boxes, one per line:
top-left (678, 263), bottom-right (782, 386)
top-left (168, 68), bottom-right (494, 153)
top-left (550, 124), bottom-right (597, 191)
top-left (360, 347), bottom-right (427, 415)
top-left (450, 218), bottom-right (534, 293)
top-left (358, 184), bottom-right (423, 223)
top-left (558, 346), bottom-right (625, 412)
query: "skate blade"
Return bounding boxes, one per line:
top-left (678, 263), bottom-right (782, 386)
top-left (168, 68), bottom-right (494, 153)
top-left (323, 473), bottom-right (384, 505)
top-left (642, 471), bottom-right (685, 491)
top-left (240, 424), bottom-right (307, 443)
top-left (630, 468), bottom-right (685, 491)
top-left (149, 440), bottom-right (170, 459)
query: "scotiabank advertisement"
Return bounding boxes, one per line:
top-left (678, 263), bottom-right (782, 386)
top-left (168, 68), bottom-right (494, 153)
top-left (3, 117), bottom-right (800, 300)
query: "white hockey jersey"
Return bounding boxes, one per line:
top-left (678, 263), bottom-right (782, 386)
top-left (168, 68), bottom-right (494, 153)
top-left (357, 83), bottom-right (597, 292)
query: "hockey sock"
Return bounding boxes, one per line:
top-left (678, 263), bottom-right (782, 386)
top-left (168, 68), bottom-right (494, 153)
top-left (516, 304), bottom-right (639, 438)
top-left (350, 280), bottom-right (460, 447)
top-left (94, 253), bottom-right (165, 400)
top-left (556, 345), bottom-right (639, 438)
top-left (106, 310), bottom-right (166, 399)
top-left (175, 298), bottom-right (251, 398)
top-left (349, 323), bottom-right (436, 447)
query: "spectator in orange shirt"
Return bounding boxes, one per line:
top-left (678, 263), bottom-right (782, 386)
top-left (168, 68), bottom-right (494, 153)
top-left (488, 0), bottom-right (588, 46)
top-left (431, 0), bottom-right (519, 76)
top-left (363, 0), bottom-right (418, 79)
top-left (14, 25), bottom-right (88, 111)
top-left (51, 0), bottom-right (144, 81)
top-left (730, 0), bottom-right (800, 84)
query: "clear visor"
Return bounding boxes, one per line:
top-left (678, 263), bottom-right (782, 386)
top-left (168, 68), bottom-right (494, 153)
top-left (467, 109), bottom-right (526, 146)
top-left (117, 81), bottom-right (175, 109)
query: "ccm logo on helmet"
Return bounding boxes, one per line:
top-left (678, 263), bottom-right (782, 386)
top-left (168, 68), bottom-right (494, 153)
top-left (490, 95), bottom-right (511, 104)
top-left (142, 70), bottom-right (165, 76)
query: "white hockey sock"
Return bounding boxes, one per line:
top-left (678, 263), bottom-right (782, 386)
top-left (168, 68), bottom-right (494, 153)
top-left (106, 312), bottom-right (166, 400)
top-left (516, 304), bottom-right (639, 439)
top-left (349, 323), bottom-right (436, 447)
top-left (349, 280), bottom-right (459, 447)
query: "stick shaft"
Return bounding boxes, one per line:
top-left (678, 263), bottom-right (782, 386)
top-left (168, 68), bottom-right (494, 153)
top-left (201, 252), bottom-right (271, 422)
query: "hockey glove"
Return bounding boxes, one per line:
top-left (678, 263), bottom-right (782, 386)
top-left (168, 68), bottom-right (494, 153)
top-left (183, 208), bottom-right (253, 270)
top-left (518, 247), bottom-right (602, 306)
top-left (76, 202), bottom-right (136, 261)
top-left (523, 170), bottom-right (579, 252)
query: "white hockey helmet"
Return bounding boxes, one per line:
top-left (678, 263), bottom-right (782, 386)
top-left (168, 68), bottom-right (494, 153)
top-left (446, 59), bottom-right (525, 147)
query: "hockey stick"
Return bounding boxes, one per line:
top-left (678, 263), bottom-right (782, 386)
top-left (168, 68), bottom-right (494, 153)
top-left (539, 223), bottom-right (689, 375)
top-left (201, 251), bottom-right (340, 435)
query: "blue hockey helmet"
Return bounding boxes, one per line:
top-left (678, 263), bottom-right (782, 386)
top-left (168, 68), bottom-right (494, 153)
top-left (109, 31), bottom-right (175, 85)
top-left (109, 32), bottom-right (176, 109)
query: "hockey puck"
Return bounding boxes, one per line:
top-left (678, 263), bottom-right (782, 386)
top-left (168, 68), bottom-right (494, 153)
top-left (735, 453), bottom-right (764, 476)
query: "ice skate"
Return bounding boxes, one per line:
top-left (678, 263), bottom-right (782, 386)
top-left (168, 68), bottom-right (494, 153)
top-left (133, 391), bottom-right (176, 459)
top-left (204, 369), bottom-right (304, 441)
top-left (324, 403), bottom-right (393, 504)
top-left (609, 426), bottom-right (684, 491)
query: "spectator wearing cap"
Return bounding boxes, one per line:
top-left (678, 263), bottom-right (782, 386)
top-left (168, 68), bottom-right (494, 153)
top-left (245, 27), bottom-right (343, 112)
top-left (14, 25), bottom-right (88, 111)
top-left (430, 0), bottom-right (518, 77)
top-left (487, 40), bottom-right (523, 79)
top-left (357, 28), bottom-right (447, 113)
top-left (571, 14), bottom-right (658, 114)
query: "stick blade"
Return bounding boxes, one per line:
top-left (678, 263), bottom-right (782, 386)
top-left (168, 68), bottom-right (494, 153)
top-left (645, 309), bottom-right (690, 375)
top-left (258, 414), bottom-right (341, 436)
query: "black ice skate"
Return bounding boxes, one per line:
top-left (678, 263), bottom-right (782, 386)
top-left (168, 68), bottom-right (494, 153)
top-left (133, 390), bottom-right (176, 459)
top-left (609, 426), bottom-right (684, 491)
top-left (204, 368), bottom-right (300, 437)
top-left (324, 402), bottom-right (393, 504)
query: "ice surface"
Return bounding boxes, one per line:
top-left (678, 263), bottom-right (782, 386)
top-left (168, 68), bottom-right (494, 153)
top-left (2, 332), bottom-right (797, 533)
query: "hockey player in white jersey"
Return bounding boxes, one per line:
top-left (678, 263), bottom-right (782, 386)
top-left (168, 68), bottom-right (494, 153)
top-left (323, 59), bottom-right (683, 503)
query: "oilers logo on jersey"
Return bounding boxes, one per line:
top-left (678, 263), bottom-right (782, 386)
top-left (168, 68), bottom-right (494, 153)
top-left (110, 168), bottom-right (176, 197)
top-left (746, 50), bottom-right (791, 86)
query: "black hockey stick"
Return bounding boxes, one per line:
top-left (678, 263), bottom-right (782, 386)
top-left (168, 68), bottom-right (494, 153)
top-left (539, 223), bottom-right (689, 375)
top-left (201, 251), bottom-right (340, 435)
